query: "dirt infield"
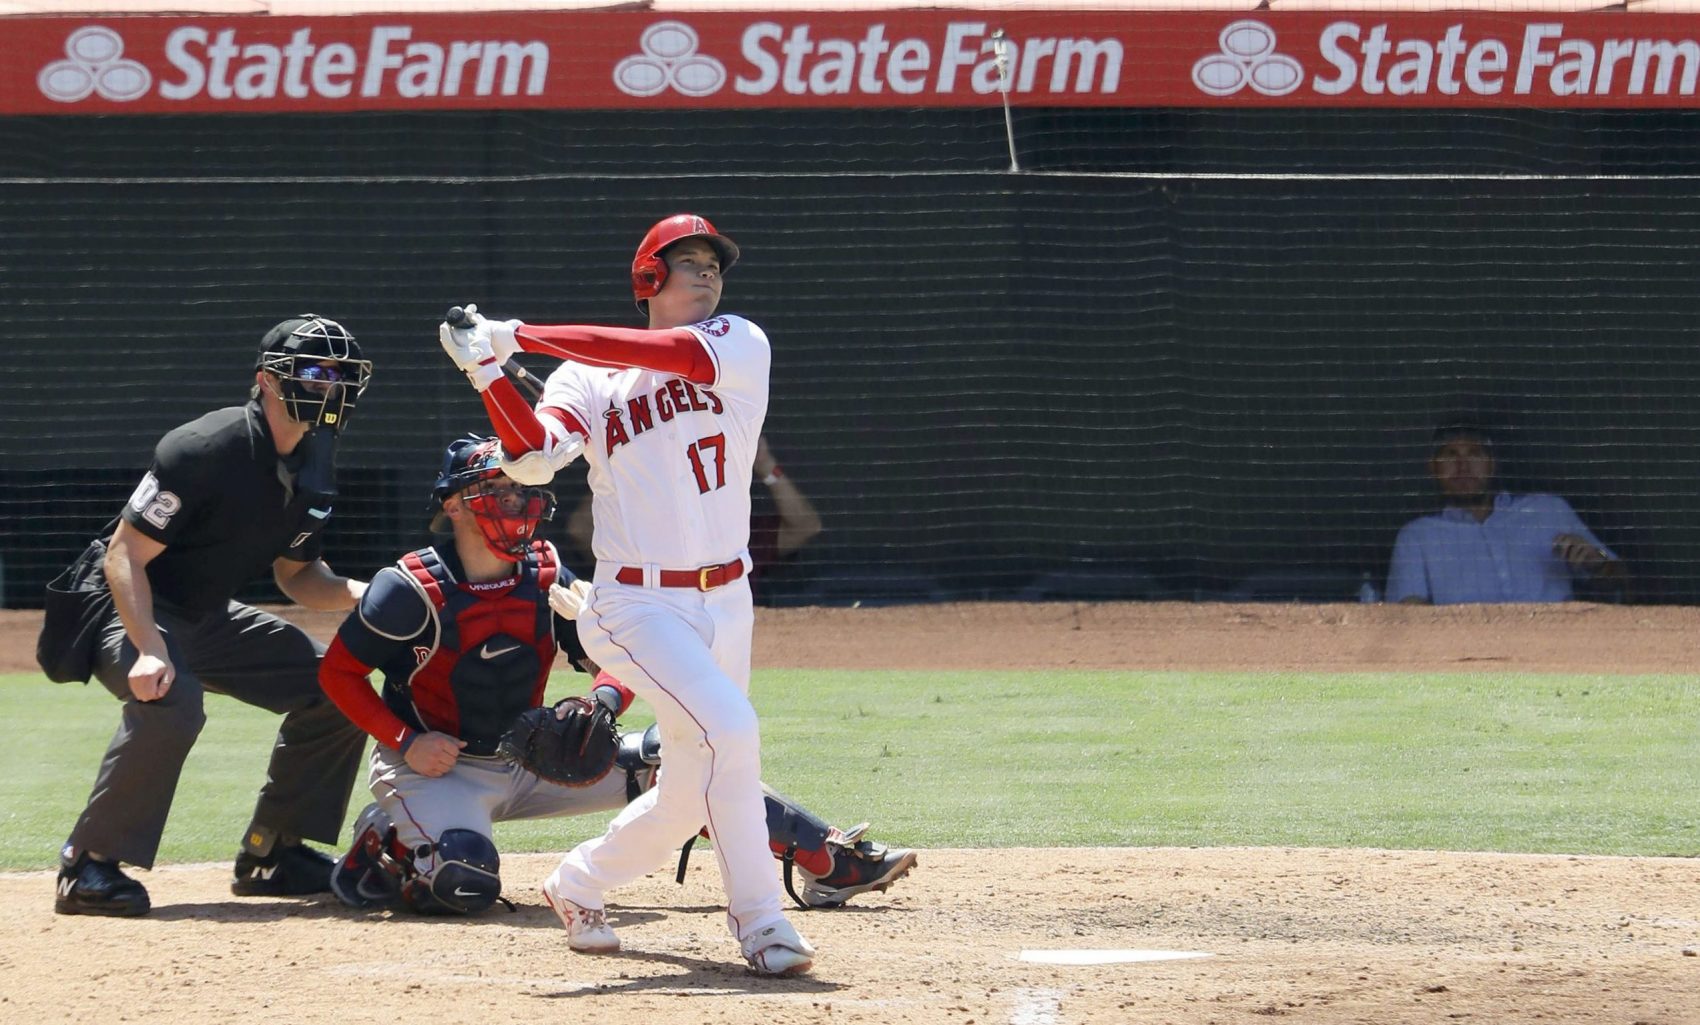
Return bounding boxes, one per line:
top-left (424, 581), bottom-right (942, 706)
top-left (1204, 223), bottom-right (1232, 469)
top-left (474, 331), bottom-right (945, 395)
top-left (2, 602), bottom-right (1697, 1025)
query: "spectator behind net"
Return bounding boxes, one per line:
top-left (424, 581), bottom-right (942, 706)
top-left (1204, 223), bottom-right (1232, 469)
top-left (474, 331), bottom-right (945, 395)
top-left (1385, 420), bottom-right (1627, 605)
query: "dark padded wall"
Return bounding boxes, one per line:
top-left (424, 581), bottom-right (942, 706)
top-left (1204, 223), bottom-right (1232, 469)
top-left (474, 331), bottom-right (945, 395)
top-left (4, 109), bottom-right (1699, 606)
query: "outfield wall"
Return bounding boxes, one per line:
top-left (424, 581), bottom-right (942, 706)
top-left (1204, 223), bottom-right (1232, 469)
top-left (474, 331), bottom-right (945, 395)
top-left (6, 102), bottom-right (1700, 606)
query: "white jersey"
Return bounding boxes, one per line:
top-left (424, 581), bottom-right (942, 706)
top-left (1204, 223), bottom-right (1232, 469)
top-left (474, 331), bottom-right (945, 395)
top-left (540, 313), bottom-right (769, 570)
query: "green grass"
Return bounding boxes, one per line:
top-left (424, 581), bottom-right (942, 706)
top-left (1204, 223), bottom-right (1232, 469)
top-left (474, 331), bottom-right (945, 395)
top-left (1, 669), bottom-right (1695, 870)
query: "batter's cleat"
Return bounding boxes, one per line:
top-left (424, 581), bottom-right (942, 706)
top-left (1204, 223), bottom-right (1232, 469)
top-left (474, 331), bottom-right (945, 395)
top-left (800, 824), bottom-right (918, 908)
top-left (55, 850), bottom-right (150, 917)
top-left (742, 918), bottom-right (816, 977)
top-left (541, 879), bottom-right (620, 952)
top-left (231, 842), bottom-right (335, 897)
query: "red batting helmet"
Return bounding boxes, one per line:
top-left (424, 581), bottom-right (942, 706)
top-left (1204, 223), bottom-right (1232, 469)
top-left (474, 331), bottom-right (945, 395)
top-left (631, 214), bottom-right (740, 308)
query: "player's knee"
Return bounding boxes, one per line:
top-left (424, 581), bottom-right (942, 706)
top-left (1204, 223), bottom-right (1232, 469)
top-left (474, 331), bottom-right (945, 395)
top-left (704, 700), bottom-right (760, 750)
top-left (401, 829), bottom-right (502, 915)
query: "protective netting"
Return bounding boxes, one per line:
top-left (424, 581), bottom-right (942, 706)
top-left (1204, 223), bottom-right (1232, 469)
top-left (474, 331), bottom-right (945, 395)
top-left (7, 8), bottom-right (1700, 606)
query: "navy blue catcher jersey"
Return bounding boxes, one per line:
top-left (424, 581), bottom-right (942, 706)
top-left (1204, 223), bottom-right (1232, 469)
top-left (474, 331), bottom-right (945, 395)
top-left (333, 541), bottom-right (583, 756)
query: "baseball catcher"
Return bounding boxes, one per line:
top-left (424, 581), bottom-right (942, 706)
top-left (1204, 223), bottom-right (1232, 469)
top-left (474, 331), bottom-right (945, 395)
top-left (320, 435), bottom-right (915, 915)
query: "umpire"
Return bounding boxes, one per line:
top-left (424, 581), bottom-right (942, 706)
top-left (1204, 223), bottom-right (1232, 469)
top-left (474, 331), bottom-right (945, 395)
top-left (40, 315), bottom-right (374, 916)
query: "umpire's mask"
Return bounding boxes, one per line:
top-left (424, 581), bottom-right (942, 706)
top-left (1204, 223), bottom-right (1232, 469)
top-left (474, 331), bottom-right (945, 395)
top-left (256, 314), bottom-right (373, 433)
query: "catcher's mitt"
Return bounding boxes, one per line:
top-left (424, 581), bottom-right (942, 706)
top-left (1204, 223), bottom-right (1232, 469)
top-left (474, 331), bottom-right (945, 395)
top-left (496, 696), bottom-right (618, 787)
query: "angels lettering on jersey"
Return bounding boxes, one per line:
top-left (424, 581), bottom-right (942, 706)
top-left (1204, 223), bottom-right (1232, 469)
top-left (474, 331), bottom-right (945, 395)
top-left (601, 377), bottom-right (725, 454)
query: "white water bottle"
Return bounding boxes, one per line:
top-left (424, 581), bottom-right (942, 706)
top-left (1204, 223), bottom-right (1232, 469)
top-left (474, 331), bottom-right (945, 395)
top-left (1357, 572), bottom-right (1380, 604)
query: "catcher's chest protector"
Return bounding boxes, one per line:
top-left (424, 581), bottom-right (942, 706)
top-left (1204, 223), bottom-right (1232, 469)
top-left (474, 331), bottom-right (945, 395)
top-left (400, 546), bottom-right (560, 755)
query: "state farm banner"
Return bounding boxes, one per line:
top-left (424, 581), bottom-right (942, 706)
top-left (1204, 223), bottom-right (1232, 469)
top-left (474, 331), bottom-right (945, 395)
top-left (10, 10), bottom-right (1700, 115)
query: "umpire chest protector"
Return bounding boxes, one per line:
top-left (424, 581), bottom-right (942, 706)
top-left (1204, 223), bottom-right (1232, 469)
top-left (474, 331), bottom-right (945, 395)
top-left (396, 545), bottom-right (560, 756)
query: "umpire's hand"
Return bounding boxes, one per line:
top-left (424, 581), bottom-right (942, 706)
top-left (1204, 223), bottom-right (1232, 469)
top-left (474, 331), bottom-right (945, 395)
top-left (128, 652), bottom-right (174, 702)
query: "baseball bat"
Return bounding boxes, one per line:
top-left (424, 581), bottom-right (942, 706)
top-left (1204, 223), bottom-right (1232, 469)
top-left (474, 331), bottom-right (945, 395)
top-left (445, 304), bottom-right (542, 401)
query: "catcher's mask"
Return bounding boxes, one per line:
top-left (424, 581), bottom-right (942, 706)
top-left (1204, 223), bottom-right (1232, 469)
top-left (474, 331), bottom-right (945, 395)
top-left (431, 435), bottom-right (556, 562)
top-left (631, 213), bottom-right (739, 312)
top-left (255, 314), bottom-right (372, 433)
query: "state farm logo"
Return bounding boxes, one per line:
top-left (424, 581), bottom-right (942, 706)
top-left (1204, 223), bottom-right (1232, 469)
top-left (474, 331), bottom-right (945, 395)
top-left (614, 21), bottom-right (726, 97)
top-left (617, 20), bottom-right (1120, 99)
top-left (1191, 20), bottom-right (1302, 97)
top-left (36, 24), bottom-right (548, 104)
top-left (39, 26), bottom-right (151, 103)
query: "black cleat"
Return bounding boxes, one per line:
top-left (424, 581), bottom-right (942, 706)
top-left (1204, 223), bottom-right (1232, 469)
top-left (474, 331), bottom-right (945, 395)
top-left (55, 850), bottom-right (150, 917)
top-left (231, 842), bottom-right (335, 896)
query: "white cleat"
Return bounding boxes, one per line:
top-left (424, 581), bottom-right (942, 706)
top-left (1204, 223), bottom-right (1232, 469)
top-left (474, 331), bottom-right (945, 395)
top-left (742, 918), bottom-right (816, 977)
top-left (541, 879), bottom-right (620, 953)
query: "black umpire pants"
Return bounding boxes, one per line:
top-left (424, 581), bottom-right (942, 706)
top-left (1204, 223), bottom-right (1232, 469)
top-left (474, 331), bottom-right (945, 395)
top-left (67, 600), bottom-right (366, 869)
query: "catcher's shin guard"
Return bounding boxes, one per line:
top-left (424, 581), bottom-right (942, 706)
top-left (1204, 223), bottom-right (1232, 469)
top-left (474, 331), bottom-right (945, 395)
top-left (762, 785), bottom-right (847, 908)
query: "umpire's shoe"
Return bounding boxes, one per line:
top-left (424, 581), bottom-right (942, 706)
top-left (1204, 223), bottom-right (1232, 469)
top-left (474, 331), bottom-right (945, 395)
top-left (55, 848), bottom-right (151, 917)
top-left (231, 842), bottom-right (335, 897)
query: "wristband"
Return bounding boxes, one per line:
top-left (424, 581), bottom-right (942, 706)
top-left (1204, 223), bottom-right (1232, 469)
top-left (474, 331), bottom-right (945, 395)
top-left (397, 730), bottom-right (416, 755)
top-left (762, 465), bottom-right (784, 487)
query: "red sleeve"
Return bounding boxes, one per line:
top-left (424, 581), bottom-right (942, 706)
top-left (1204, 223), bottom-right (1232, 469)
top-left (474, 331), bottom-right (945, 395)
top-left (478, 375), bottom-right (547, 455)
top-left (516, 323), bottom-right (715, 384)
top-left (320, 635), bottom-right (415, 752)
top-left (540, 405), bottom-right (590, 438)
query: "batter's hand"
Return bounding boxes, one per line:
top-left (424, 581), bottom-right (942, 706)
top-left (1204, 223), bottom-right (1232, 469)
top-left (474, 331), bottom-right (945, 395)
top-left (404, 731), bottom-right (467, 777)
top-left (488, 318), bottom-right (523, 363)
top-left (127, 652), bottom-right (175, 702)
top-left (438, 317), bottom-right (481, 373)
top-left (1553, 533), bottom-right (1607, 574)
top-left (548, 578), bottom-right (593, 621)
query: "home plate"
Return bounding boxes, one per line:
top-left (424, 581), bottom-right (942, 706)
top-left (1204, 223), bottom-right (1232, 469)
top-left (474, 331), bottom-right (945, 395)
top-left (1019, 948), bottom-right (1214, 965)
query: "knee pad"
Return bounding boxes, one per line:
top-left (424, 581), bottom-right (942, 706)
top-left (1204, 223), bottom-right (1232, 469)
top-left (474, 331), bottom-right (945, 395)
top-left (400, 829), bottom-right (502, 915)
top-left (617, 723), bottom-right (662, 802)
top-left (616, 722), bottom-right (663, 771)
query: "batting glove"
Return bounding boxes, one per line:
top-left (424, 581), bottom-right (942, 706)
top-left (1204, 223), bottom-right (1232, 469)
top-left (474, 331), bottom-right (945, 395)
top-left (548, 578), bottom-right (593, 621)
top-left (463, 327), bottom-right (503, 392)
top-left (438, 318), bottom-right (482, 373)
top-left (489, 319), bottom-right (523, 363)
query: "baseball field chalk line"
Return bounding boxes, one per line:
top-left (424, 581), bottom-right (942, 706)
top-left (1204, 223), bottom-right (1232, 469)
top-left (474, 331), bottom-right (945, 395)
top-left (1009, 986), bottom-right (1064, 1025)
top-left (1017, 948), bottom-right (1215, 965)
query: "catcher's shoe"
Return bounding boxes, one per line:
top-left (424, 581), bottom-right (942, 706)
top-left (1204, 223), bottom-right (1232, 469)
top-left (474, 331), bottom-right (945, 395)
top-left (742, 918), bottom-right (816, 977)
top-left (55, 849), bottom-right (150, 917)
top-left (232, 842), bottom-right (335, 897)
top-left (541, 879), bottom-right (620, 952)
top-left (800, 824), bottom-right (918, 908)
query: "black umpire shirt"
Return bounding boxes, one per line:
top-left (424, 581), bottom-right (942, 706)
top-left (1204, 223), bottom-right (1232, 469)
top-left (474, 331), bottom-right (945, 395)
top-left (108, 401), bottom-right (330, 621)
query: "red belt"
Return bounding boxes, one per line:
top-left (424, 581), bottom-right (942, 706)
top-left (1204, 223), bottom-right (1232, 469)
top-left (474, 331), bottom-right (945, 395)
top-left (613, 558), bottom-right (746, 591)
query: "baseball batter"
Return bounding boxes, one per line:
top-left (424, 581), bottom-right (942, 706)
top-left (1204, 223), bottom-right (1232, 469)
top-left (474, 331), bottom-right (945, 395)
top-left (439, 214), bottom-right (813, 974)
top-left (321, 437), bottom-right (915, 916)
